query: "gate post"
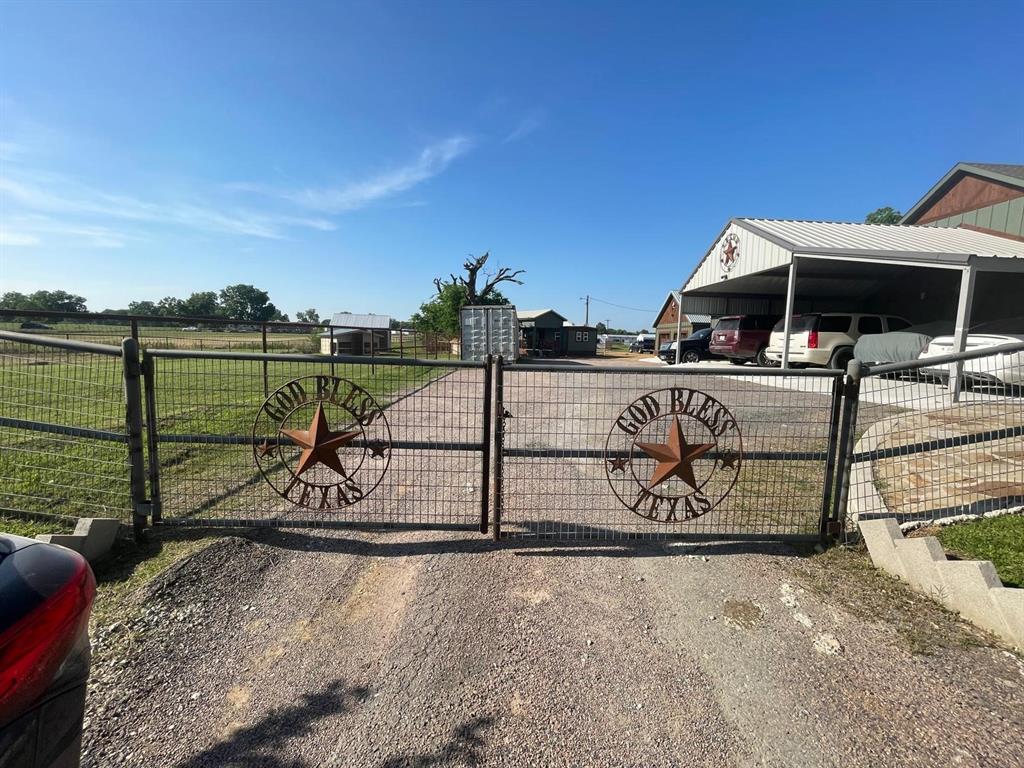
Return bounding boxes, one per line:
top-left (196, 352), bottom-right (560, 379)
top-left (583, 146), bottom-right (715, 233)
top-left (491, 355), bottom-right (504, 541)
top-left (818, 374), bottom-right (844, 544)
top-left (830, 359), bottom-right (864, 539)
top-left (261, 323), bottom-right (269, 397)
top-left (480, 354), bottom-right (493, 534)
top-left (141, 350), bottom-right (162, 525)
top-left (122, 337), bottom-right (148, 541)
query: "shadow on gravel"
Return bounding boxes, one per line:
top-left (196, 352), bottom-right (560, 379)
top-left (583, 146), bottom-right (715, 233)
top-left (173, 679), bottom-right (369, 768)
top-left (379, 716), bottom-right (494, 768)
top-left (246, 526), bottom-right (802, 560)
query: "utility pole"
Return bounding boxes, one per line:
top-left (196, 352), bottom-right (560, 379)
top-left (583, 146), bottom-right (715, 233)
top-left (580, 295), bottom-right (590, 326)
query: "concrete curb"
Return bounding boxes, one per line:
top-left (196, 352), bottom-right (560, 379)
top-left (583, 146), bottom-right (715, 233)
top-left (36, 517), bottom-right (122, 563)
top-left (859, 517), bottom-right (1023, 648)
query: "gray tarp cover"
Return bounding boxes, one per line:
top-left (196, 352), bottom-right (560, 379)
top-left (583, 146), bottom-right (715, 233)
top-left (854, 331), bottom-right (935, 364)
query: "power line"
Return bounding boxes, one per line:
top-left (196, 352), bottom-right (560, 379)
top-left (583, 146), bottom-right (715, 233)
top-left (588, 296), bottom-right (657, 313)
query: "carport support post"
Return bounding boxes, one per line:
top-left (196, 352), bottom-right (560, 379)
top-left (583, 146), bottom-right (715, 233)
top-left (781, 258), bottom-right (798, 369)
top-left (950, 263), bottom-right (976, 402)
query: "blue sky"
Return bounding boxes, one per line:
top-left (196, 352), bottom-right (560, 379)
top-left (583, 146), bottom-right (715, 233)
top-left (1, 0), bottom-right (1022, 330)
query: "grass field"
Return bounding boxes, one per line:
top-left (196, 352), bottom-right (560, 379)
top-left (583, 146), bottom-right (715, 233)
top-left (0, 334), bottom-right (452, 525)
top-left (937, 514), bottom-right (1024, 588)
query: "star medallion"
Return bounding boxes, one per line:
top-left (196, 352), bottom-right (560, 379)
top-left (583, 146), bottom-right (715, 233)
top-left (255, 439), bottom-right (276, 457)
top-left (607, 455), bottom-right (628, 473)
top-left (280, 403), bottom-right (359, 478)
top-left (635, 415), bottom-right (715, 490)
top-left (719, 452), bottom-right (739, 469)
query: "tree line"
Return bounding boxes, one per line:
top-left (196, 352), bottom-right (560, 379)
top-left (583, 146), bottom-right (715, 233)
top-left (0, 285), bottom-right (320, 324)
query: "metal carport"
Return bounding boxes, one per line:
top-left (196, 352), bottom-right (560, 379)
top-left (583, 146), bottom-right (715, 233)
top-left (678, 219), bottom-right (1024, 394)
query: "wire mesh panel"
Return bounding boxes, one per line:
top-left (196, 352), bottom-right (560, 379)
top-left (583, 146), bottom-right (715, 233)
top-left (0, 333), bottom-right (131, 522)
top-left (148, 350), bottom-right (486, 528)
top-left (496, 362), bottom-right (846, 541)
top-left (849, 342), bottom-right (1024, 531)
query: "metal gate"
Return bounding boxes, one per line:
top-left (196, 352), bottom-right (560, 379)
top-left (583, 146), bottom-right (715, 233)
top-left (143, 348), bottom-right (491, 530)
top-left (491, 360), bottom-right (845, 541)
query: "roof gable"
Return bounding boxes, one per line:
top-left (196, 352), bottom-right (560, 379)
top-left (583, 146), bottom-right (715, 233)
top-left (517, 309), bottom-right (567, 322)
top-left (902, 162), bottom-right (1024, 225)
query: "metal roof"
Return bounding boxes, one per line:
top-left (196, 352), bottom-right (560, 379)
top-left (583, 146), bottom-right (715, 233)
top-left (517, 309), bottom-right (567, 321)
top-left (739, 218), bottom-right (1024, 258)
top-left (327, 312), bottom-right (391, 329)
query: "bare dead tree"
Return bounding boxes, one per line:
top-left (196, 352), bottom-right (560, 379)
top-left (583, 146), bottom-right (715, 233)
top-left (432, 251), bottom-right (525, 303)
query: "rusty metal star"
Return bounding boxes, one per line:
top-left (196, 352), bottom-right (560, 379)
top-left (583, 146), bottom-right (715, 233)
top-left (607, 455), bottom-right (628, 473)
top-left (719, 452), bottom-right (739, 469)
top-left (280, 403), bottom-right (359, 478)
top-left (255, 439), bottom-right (276, 457)
top-left (367, 441), bottom-right (387, 459)
top-left (635, 416), bottom-right (715, 490)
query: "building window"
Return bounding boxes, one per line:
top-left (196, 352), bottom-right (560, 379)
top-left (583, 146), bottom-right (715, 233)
top-left (583, 332), bottom-right (589, 341)
top-left (575, 331), bottom-right (582, 342)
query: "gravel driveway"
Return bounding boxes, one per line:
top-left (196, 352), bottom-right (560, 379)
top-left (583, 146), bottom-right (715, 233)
top-left (82, 530), bottom-right (1024, 768)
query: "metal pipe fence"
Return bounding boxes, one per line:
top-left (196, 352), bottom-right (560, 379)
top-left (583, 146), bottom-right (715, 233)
top-left (0, 309), bottom-right (451, 359)
top-left (2, 323), bottom-right (1019, 545)
top-left (845, 341), bottom-right (1024, 533)
top-left (0, 331), bottom-right (133, 525)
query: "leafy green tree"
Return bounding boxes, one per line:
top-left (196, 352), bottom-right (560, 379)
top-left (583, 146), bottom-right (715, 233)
top-left (865, 206), bottom-right (902, 225)
top-left (0, 292), bottom-right (34, 311)
top-left (410, 283), bottom-right (508, 337)
top-left (127, 300), bottom-right (159, 316)
top-left (296, 308), bottom-right (321, 324)
top-left (157, 296), bottom-right (185, 316)
top-left (218, 284), bottom-right (279, 321)
top-left (180, 291), bottom-right (221, 317)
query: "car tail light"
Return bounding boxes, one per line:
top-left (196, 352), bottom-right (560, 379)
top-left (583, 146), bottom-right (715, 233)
top-left (807, 330), bottom-right (818, 349)
top-left (0, 547), bottom-right (95, 727)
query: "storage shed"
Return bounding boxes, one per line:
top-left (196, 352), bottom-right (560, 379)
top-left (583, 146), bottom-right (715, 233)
top-left (518, 309), bottom-right (597, 357)
top-left (319, 313), bottom-right (391, 355)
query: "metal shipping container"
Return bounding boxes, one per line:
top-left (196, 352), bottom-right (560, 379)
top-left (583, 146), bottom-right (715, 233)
top-left (460, 305), bottom-right (520, 362)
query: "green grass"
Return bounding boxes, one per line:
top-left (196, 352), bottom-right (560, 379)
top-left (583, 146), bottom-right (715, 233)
top-left (937, 515), bottom-right (1024, 588)
top-left (0, 513), bottom-right (75, 538)
top-left (1, 343), bottom-right (452, 523)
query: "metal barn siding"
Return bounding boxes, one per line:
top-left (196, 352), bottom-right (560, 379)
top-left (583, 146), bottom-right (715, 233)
top-left (924, 197), bottom-right (1024, 238)
top-left (460, 305), bottom-right (520, 362)
top-left (684, 221), bottom-right (793, 293)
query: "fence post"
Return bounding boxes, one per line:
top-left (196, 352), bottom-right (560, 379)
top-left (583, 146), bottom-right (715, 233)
top-left (122, 337), bottom-right (148, 541)
top-left (818, 374), bottom-right (844, 544)
top-left (130, 318), bottom-right (139, 343)
top-left (261, 323), bottom-right (269, 397)
top-left (141, 350), bottom-right (162, 525)
top-left (830, 359), bottom-right (864, 538)
top-left (480, 355), bottom-right (493, 534)
top-left (330, 326), bottom-right (336, 377)
top-left (491, 355), bottom-right (504, 541)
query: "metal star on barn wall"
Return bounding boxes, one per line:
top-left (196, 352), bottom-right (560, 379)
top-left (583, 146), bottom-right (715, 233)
top-left (635, 415), bottom-right (715, 490)
top-left (280, 403), bottom-right (359, 478)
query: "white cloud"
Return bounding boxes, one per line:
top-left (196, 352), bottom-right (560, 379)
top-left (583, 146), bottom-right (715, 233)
top-left (503, 111), bottom-right (545, 144)
top-left (0, 173), bottom-right (336, 241)
top-left (234, 135), bottom-right (473, 213)
top-left (0, 229), bottom-right (40, 246)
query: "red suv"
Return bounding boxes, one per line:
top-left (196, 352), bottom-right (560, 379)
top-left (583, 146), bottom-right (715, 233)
top-left (709, 314), bottom-right (781, 366)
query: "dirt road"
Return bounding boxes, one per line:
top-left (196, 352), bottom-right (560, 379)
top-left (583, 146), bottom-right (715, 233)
top-left (83, 530), bottom-right (1024, 768)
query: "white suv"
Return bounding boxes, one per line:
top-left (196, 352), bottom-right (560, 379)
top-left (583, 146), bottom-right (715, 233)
top-left (766, 313), bottom-right (911, 369)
